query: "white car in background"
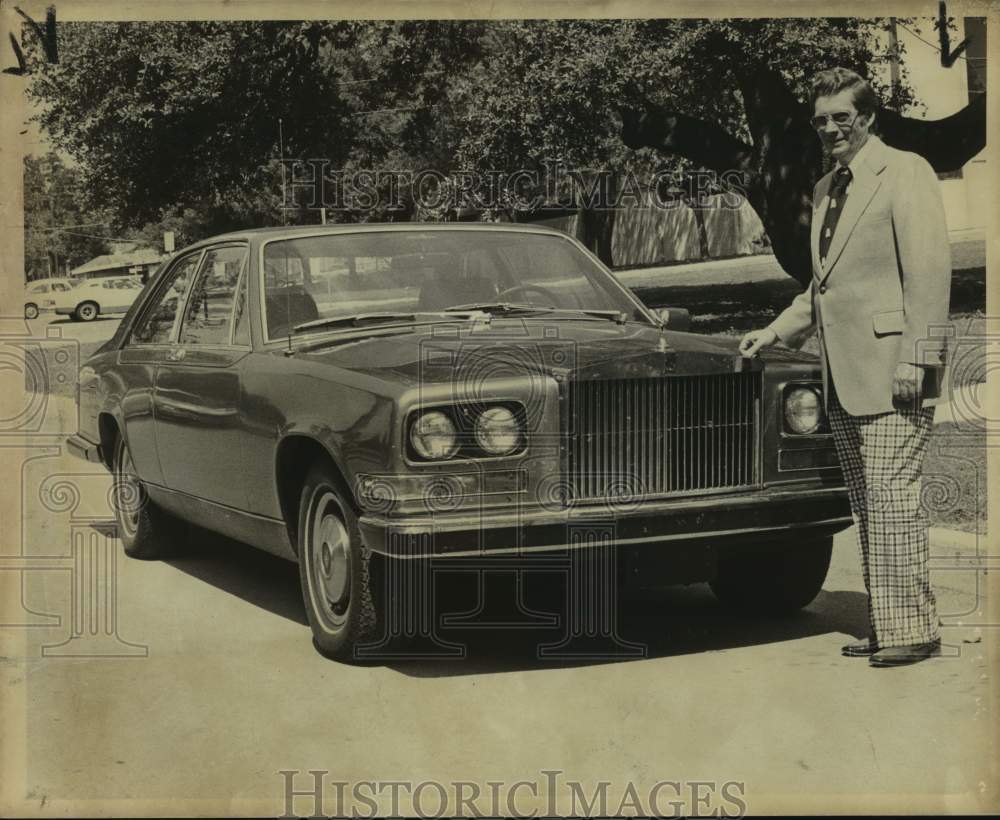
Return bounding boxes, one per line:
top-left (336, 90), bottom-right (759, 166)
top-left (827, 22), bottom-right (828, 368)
top-left (24, 277), bottom-right (76, 319)
top-left (51, 275), bottom-right (145, 322)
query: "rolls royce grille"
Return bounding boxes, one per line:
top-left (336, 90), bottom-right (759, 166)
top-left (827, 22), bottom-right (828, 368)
top-left (565, 372), bottom-right (761, 501)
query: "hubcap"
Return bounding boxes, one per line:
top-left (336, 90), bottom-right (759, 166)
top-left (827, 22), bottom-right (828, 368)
top-left (310, 494), bottom-right (351, 623)
top-left (81, 305), bottom-right (96, 320)
top-left (116, 446), bottom-right (141, 537)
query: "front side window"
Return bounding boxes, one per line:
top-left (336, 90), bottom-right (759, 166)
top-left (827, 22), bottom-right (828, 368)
top-left (130, 252), bottom-right (202, 345)
top-left (178, 245), bottom-right (248, 346)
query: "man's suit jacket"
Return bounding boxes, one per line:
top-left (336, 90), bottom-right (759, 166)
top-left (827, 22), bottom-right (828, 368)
top-left (768, 135), bottom-right (952, 416)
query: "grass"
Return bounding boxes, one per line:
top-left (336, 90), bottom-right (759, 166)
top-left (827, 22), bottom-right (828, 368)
top-left (922, 422), bottom-right (988, 534)
top-left (632, 266), bottom-right (987, 390)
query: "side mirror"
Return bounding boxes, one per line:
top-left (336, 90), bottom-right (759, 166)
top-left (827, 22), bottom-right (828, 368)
top-left (653, 307), bottom-right (691, 332)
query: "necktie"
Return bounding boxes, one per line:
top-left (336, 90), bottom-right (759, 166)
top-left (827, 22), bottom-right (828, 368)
top-left (819, 166), bottom-right (852, 268)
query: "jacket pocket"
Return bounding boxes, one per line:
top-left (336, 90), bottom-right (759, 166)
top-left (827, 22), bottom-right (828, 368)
top-left (872, 309), bottom-right (904, 336)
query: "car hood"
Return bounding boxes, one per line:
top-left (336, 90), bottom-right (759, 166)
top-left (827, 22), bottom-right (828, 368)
top-left (294, 319), bottom-right (818, 384)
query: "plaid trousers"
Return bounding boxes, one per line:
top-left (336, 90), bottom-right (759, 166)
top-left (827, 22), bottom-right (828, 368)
top-left (827, 387), bottom-right (940, 649)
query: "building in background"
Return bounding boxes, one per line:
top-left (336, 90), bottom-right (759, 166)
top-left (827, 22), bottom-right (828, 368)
top-left (70, 246), bottom-right (164, 281)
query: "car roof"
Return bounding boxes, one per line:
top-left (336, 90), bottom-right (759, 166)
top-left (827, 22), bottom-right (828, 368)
top-left (25, 277), bottom-right (76, 286)
top-left (177, 221), bottom-right (569, 252)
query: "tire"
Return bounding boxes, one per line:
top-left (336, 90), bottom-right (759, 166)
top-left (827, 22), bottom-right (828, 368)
top-left (709, 536), bottom-right (834, 614)
top-left (297, 465), bottom-right (383, 661)
top-left (24, 303), bottom-right (39, 320)
top-left (112, 435), bottom-right (182, 560)
top-left (75, 301), bottom-right (99, 322)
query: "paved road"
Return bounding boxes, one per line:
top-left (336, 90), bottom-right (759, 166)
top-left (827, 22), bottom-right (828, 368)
top-left (3, 303), bottom-right (994, 817)
top-left (2, 440), bottom-right (993, 816)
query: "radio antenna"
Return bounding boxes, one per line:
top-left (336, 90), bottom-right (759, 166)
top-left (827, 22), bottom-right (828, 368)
top-left (279, 118), bottom-right (287, 227)
top-left (278, 119), bottom-right (293, 353)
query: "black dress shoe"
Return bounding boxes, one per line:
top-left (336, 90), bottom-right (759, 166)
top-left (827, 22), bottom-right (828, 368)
top-left (841, 639), bottom-right (877, 657)
top-left (869, 638), bottom-right (941, 667)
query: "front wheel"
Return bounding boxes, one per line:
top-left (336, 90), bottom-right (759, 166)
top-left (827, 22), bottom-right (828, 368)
top-left (709, 536), bottom-right (834, 614)
top-left (75, 301), bottom-right (99, 322)
top-left (298, 466), bottom-right (383, 661)
top-left (24, 303), bottom-right (39, 320)
top-left (112, 436), bottom-right (182, 559)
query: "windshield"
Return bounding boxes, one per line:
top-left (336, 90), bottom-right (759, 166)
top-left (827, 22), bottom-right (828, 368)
top-left (260, 230), bottom-right (651, 340)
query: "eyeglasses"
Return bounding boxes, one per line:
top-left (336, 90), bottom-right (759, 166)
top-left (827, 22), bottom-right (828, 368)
top-left (810, 111), bottom-right (860, 131)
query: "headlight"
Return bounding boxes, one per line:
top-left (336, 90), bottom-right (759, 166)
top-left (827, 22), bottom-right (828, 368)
top-left (784, 386), bottom-right (822, 434)
top-left (474, 406), bottom-right (523, 455)
top-left (410, 410), bottom-right (459, 460)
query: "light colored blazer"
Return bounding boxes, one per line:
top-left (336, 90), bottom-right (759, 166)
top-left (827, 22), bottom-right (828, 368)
top-left (768, 135), bottom-right (952, 416)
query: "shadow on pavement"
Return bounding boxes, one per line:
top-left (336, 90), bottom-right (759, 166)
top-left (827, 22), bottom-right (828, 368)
top-left (163, 527), bottom-right (308, 626)
top-left (142, 523), bottom-right (871, 673)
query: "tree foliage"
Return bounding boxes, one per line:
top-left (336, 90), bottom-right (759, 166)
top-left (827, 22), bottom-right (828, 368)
top-left (27, 17), bottom-right (985, 281)
top-left (23, 153), bottom-right (111, 279)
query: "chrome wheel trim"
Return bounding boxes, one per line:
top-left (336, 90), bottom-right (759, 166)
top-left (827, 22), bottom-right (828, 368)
top-left (25, 304), bottom-right (38, 319)
top-left (307, 489), bottom-right (351, 632)
top-left (115, 444), bottom-right (142, 538)
top-left (79, 303), bottom-right (97, 320)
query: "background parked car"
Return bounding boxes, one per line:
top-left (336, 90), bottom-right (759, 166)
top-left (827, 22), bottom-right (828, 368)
top-left (51, 275), bottom-right (145, 321)
top-left (23, 277), bottom-right (76, 319)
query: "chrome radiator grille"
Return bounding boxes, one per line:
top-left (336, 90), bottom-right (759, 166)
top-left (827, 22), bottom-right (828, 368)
top-left (565, 372), bottom-right (761, 501)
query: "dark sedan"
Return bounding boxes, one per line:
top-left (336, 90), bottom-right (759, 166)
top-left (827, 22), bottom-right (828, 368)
top-left (67, 223), bottom-right (851, 659)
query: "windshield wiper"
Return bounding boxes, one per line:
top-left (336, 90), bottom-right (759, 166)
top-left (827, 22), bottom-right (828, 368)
top-left (444, 303), bottom-right (630, 325)
top-left (294, 310), bottom-right (484, 333)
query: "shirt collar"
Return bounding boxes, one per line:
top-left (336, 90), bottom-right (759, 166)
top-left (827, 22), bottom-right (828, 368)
top-left (840, 134), bottom-right (875, 175)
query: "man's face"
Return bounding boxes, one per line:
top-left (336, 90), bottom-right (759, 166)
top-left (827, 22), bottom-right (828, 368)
top-left (812, 88), bottom-right (873, 165)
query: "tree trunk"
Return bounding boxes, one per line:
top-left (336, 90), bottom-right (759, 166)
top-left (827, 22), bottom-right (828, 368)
top-left (577, 171), bottom-right (619, 267)
top-left (580, 207), bottom-right (617, 266)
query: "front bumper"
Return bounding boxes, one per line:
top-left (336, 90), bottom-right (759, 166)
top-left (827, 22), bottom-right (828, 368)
top-left (66, 433), bottom-right (104, 464)
top-left (359, 485), bottom-right (852, 559)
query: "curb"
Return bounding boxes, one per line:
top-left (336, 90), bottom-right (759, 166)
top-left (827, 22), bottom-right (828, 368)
top-left (929, 527), bottom-right (985, 551)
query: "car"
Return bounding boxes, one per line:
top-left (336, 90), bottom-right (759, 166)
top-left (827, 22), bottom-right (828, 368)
top-left (24, 276), bottom-right (76, 319)
top-left (51, 275), bottom-right (145, 321)
top-left (67, 223), bottom-right (851, 660)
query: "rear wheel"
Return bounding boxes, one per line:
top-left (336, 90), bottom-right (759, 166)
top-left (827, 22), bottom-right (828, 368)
top-left (298, 466), bottom-right (383, 661)
top-left (112, 436), bottom-right (183, 559)
top-left (75, 301), bottom-right (99, 322)
top-left (709, 536), bottom-right (833, 613)
top-left (24, 303), bottom-right (39, 320)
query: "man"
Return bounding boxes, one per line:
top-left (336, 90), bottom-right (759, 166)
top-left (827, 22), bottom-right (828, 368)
top-left (740, 67), bottom-right (951, 668)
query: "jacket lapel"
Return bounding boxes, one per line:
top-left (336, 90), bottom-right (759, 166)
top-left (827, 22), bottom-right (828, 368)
top-left (819, 136), bottom-right (888, 282)
top-left (811, 174), bottom-right (830, 278)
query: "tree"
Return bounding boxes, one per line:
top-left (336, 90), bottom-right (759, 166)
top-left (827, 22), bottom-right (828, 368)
top-left (450, 18), bottom-right (984, 279)
top-left (28, 18), bottom-right (985, 280)
top-left (618, 19), bottom-right (986, 284)
top-left (23, 153), bottom-right (111, 280)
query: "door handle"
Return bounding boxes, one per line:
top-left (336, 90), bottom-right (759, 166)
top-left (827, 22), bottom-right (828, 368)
top-left (166, 347), bottom-right (187, 362)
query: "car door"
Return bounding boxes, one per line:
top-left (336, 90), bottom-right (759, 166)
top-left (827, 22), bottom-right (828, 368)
top-left (118, 249), bottom-right (205, 486)
top-left (100, 279), bottom-right (129, 312)
top-left (152, 243), bottom-right (251, 510)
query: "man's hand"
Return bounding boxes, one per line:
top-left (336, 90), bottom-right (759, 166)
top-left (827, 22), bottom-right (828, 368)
top-left (739, 327), bottom-right (778, 358)
top-left (892, 361), bottom-right (923, 405)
